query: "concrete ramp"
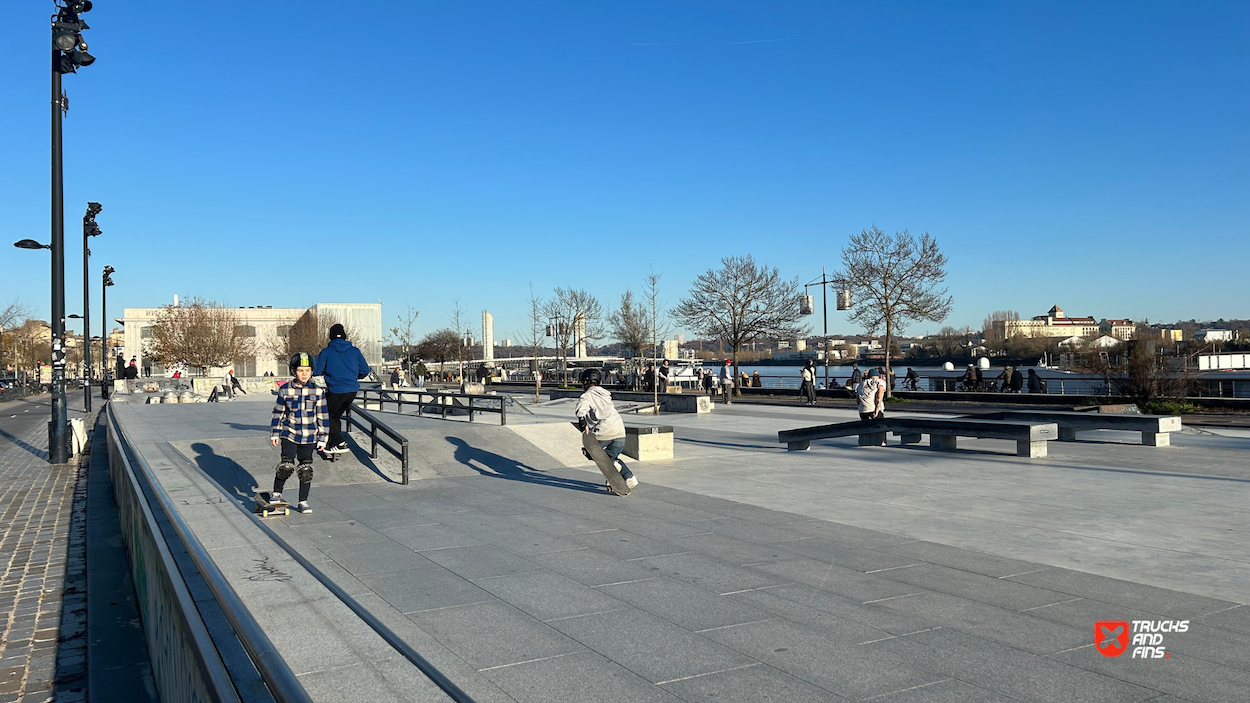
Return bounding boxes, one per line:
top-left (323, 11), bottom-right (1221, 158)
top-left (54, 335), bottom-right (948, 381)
top-left (505, 420), bottom-right (596, 469)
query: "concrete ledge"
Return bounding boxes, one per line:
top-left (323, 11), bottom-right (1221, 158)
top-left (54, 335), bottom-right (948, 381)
top-left (548, 389), bottom-right (712, 413)
top-left (624, 426), bottom-right (673, 461)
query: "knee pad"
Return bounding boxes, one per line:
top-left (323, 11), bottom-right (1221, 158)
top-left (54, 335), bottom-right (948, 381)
top-left (275, 461), bottom-right (295, 481)
top-left (297, 464), bottom-right (314, 483)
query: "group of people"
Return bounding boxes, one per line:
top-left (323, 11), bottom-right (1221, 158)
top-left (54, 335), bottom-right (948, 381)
top-left (388, 361), bottom-right (429, 389)
top-left (958, 363), bottom-right (1044, 393)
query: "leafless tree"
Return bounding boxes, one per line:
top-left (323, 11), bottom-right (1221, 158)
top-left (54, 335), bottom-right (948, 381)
top-left (981, 309), bottom-right (1021, 346)
top-left (514, 285), bottom-right (546, 402)
top-left (263, 309), bottom-right (357, 364)
top-left (644, 270), bottom-right (671, 411)
top-left (147, 297), bottom-right (256, 371)
top-left (448, 299), bottom-right (469, 380)
top-left (416, 329), bottom-right (461, 377)
top-left (543, 288), bottom-right (604, 385)
top-left (609, 290), bottom-right (650, 359)
top-left (674, 255), bottom-right (805, 392)
top-left (387, 303), bottom-right (420, 368)
top-left (0, 298), bottom-right (35, 370)
top-left (832, 227), bottom-right (953, 396)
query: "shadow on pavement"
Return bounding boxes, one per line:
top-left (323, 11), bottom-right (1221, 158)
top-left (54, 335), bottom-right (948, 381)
top-left (187, 441), bottom-right (263, 504)
top-left (446, 436), bottom-right (603, 494)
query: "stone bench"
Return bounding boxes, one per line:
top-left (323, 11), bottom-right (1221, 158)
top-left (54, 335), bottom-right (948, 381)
top-left (963, 410), bottom-right (1181, 447)
top-left (624, 426), bottom-right (673, 461)
top-left (779, 417), bottom-right (1059, 458)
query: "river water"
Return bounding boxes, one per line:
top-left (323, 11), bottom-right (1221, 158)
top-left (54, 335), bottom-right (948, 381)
top-left (692, 364), bottom-right (1108, 395)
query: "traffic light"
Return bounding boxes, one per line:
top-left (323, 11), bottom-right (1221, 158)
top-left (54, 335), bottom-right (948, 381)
top-left (53, 1), bottom-right (95, 74)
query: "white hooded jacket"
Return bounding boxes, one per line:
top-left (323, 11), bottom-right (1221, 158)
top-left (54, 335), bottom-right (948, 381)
top-left (575, 385), bottom-right (626, 440)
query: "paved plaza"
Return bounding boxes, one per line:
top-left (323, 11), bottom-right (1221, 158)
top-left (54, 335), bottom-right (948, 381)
top-left (98, 389), bottom-right (1250, 703)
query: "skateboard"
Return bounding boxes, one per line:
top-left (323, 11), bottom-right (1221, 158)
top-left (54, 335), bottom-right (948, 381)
top-left (254, 495), bottom-right (291, 518)
top-left (575, 426), bottom-right (631, 496)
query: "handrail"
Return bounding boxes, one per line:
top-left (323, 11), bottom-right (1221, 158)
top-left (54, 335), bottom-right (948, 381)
top-left (105, 407), bottom-right (241, 703)
top-left (108, 407), bottom-right (313, 703)
top-left (344, 402), bottom-right (411, 484)
top-left (358, 388), bottom-right (507, 425)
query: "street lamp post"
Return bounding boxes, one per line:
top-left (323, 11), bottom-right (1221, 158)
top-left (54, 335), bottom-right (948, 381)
top-left (82, 202), bottom-right (101, 412)
top-left (102, 266), bottom-right (114, 399)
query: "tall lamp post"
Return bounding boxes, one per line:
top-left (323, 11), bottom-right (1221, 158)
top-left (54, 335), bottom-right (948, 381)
top-left (45, 0), bottom-right (96, 463)
top-left (81, 202), bottom-right (102, 412)
top-left (101, 266), bottom-right (114, 399)
top-left (800, 268), bottom-right (852, 392)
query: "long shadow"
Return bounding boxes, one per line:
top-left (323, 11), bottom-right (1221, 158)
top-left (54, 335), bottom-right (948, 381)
top-left (0, 426), bottom-right (48, 460)
top-left (676, 437), bottom-right (785, 451)
top-left (187, 441), bottom-right (263, 504)
top-left (223, 423), bottom-right (272, 432)
top-left (446, 436), bottom-right (603, 494)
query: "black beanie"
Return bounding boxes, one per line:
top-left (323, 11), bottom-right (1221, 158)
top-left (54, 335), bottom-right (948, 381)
top-left (329, 323), bottom-right (346, 340)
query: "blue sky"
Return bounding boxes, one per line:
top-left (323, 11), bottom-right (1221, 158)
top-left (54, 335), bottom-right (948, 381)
top-left (2, 1), bottom-right (1247, 342)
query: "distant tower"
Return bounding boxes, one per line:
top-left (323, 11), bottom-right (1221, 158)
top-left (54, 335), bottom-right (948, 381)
top-left (482, 311), bottom-right (494, 361)
top-left (573, 314), bottom-right (587, 359)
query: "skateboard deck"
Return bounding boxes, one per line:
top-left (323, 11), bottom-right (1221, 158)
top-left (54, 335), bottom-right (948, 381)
top-left (254, 495), bottom-right (291, 518)
top-left (576, 426), bottom-right (631, 496)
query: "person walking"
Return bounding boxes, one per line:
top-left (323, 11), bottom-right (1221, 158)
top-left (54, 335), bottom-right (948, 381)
top-left (229, 369), bottom-right (248, 396)
top-left (856, 368), bottom-right (886, 421)
top-left (751, 370), bottom-right (761, 387)
top-left (1010, 366), bottom-right (1024, 393)
top-left (718, 359), bottom-right (734, 405)
top-left (389, 367), bottom-right (401, 389)
top-left (1027, 368), bottom-right (1042, 394)
top-left (800, 360), bottom-right (817, 406)
top-left (658, 360), bottom-right (670, 390)
top-left (314, 323), bottom-right (372, 454)
top-left (124, 359), bottom-right (139, 394)
top-left (848, 362), bottom-right (863, 388)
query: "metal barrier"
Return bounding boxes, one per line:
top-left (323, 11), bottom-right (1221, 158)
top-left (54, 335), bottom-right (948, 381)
top-left (344, 402), bottom-right (411, 484)
top-left (358, 388), bottom-right (508, 425)
top-left (107, 406), bottom-right (313, 703)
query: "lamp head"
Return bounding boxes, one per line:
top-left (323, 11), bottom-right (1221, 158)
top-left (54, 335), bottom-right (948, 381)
top-left (14, 239), bottom-right (50, 250)
top-left (103, 265), bottom-right (114, 274)
top-left (86, 202), bottom-right (102, 217)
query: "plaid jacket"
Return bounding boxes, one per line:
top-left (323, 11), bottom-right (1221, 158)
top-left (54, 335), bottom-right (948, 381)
top-left (270, 380), bottom-right (329, 445)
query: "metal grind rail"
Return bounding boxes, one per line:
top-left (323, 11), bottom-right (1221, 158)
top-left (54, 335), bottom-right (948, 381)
top-left (357, 388), bottom-right (508, 425)
top-left (107, 406), bottom-right (311, 703)
top-left (343, 402), bottom-right (411, 484)
top-left (170, 447), bottom-right (478, 703)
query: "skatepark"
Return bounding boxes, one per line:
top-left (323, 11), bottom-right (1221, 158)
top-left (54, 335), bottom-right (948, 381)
top-left (103, 390), bottom-right (1250, 702)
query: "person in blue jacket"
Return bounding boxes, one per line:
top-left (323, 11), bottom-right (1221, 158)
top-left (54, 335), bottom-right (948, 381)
top-left (314, 323), bottom-right (371, 453)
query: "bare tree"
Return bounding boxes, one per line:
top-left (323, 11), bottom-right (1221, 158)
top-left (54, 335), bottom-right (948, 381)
top-left (448, 299), bottom-right (469, 380)
top-left (542, 288), bottom-right (604, 385)
top-left (147, 297), bottom-right (256, 371)
top-left (514, 285), bottom-right (546, 402)
top-left (388, 303), bottom-right (420, 368)
top-left (644, 270), bottom-right (671, 411)
top-left (982, 309), bottom-right (1021, 346)
top-left (263, 309), bottom-right (357, 364)
top-left (0, 298), bottom-right (35, 370)
top-left (832, 227), bottom-right (953, 396)
top-left (416, 329), bottom-right (461, 378)
top-left (674, 255), bottom-right (805, 392)
top-left (609, 290), bottom-right (650, 359)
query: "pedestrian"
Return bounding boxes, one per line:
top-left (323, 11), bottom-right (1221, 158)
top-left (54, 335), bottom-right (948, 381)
top-left (800, 360), bottom-right (816, 405)
top-left (230, 369), bottom-right (248, 396)
top-left (718, 359), bottom-right (734, 405)
top-left (658, 360), bottom-right (670, 389)
top-left (415, 360), bottom-right (427, 389)
top-left (751, 370), bottom-right (762, 387)
top-left (849, 362), bottom-right (863, 388)
top-left (575, 368), bottom-right (639, 493)
top-left (268, 352), bottom-right (327, 514)
top-left (856, 368), bottom-right (886, 421)
top-left (1027, 368), bottom-right (1042, 394)
top-left (701, 369), bottom-right (714, 395)
top-left (1010, 366), bottom-right (1024, 393)
top-left (124, 359), bottom-right (139, 394)
top-left (390, 367), bottom-right (401, 388)
top-left (314, 323), bottom-right (372, 454)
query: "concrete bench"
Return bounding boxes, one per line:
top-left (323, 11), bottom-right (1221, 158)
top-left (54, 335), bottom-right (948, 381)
top-left (779, 417), bottom-right (1059, 458)
top-left (625, 426), bottom-right (673, 461)
top-left (962, 410), bottom-right (1181, 446)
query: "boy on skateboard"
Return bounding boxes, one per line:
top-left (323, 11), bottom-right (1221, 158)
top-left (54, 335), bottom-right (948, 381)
top-left (575, 368), bottom-right (639, 491)
top-left (269, 352), bottom-right (328, 513)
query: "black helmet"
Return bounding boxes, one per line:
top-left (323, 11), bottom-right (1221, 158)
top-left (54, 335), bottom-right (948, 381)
top-left (289, 352), bottom-right (313, 375)
top-left (579, 368), bottom-right (602, 387)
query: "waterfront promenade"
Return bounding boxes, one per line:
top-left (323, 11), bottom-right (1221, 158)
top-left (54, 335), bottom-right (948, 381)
top-left (96, 388), bottom-right (1250, 702)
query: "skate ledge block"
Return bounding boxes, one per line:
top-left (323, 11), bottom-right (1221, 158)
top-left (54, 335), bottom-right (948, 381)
top-left (625, 426), bottom-right (674, 461)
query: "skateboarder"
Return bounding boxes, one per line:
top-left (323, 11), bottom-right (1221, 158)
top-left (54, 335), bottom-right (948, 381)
top-left (575, 368), bottom-right (638, 490)
top-left (269, 352), bottom-right (328, 513)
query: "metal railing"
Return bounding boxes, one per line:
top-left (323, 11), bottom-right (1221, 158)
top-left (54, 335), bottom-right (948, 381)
top-left (107, 406), bottom-right (312, 703)
top-left (737, 373), bottom-right (1107, 395)
top-left (357, 388), bottom-right (508, 425)
top-left (344, 402), bottom-right (411, 484)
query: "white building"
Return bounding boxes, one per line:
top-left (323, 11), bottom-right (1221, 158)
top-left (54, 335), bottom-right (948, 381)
top-left (1195, 329), bottom-right (1233, 343)
top-left (997, 305), bottom-right (1101, 339)
top-left (123, 301), bottom-right (382, 377)
top-left (481, 311), bottom-right (494, 361)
